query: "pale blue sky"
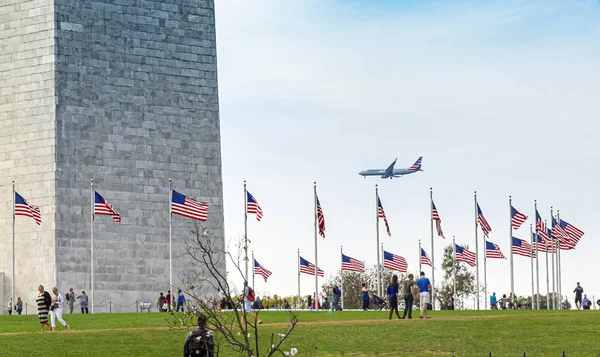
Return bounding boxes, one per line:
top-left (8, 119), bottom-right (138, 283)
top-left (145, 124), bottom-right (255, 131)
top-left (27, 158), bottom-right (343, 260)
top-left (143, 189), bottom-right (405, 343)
top-left (214, 0), bottom-right (600, 307)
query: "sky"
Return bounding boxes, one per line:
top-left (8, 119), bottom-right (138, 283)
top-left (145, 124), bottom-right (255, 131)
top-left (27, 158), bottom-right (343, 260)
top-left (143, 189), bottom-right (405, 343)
top-left (213, 0), bottom-right (600, 308)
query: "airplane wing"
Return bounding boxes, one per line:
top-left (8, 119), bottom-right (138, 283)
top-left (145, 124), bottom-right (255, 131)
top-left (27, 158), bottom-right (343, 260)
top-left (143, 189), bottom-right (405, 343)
top-left (384, 158), bottom-right (397, 177)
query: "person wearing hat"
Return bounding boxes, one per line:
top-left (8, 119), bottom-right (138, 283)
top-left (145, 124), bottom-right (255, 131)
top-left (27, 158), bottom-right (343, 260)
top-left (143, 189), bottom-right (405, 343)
top-left (184, 315), bottom-right (214, 357)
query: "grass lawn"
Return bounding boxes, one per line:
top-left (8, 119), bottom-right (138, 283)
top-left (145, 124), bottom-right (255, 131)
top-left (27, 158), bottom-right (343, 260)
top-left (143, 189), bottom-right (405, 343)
top-left (0, 309), bottom-right (598, 356)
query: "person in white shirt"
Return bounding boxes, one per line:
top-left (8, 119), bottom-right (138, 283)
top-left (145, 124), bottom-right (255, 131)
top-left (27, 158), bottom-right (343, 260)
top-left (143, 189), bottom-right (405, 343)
top-left (242, 281), bottom-right (262, 325)
top-left (50, 287), bottom-right (70, 331)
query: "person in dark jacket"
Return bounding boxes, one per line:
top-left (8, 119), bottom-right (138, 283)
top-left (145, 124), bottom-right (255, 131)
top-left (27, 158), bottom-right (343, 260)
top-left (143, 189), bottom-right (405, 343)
top-left (386, 275), bottom-right (401, 320)
top-left (361, 283), bottom-right (370, 311)
top-left (184, 315), bottom-right (214, 357)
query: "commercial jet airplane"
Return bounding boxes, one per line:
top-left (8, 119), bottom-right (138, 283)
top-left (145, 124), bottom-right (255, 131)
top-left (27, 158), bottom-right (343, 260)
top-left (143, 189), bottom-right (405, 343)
top-left (359, 157), bottom-right (423, 179)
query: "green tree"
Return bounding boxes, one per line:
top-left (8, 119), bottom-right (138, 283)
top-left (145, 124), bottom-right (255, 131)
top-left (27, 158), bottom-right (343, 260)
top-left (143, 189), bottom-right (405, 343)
top-left (436, 244), bottom-right (476, 309)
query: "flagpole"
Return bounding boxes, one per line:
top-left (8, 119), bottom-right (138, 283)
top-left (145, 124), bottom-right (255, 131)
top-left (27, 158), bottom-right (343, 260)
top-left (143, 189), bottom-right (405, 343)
top-left (536, 220), bottom-right (543, 310)
top-left (297, 249), bottom-right (300, 310)
top-left (244, 180), bottom-right (248, 282)
top-left (545, 240), bottom-right (549, 310)
top-left (252, 250), bottom-right (255, 290)
top-left (313, 182), bottom-right (319, 310)
top-left (340, 245), bottom-right (344, 310)
top-left (551, 207), bottom-right (556, 310)
top-left (430, 187), bottom-right (435, 310)
top-left (452, 236), bottom-right (456, 298)
top-left (557, 209), bottom-right (562, 310)
top-left (508, 196), bottom-right (515, 305)
top-left (168, 178), bottom-right (173, 311)
top-left (474, 191), bottom-right (479, 310)
top-left (529, 223), bottom-right (534, 309)
top-left (91, 179), bottom-right (95, 314)
top-left (375, 185), bottom-right (381, 297)
top-left (418, 240), bottom-right (422, 276)
top-left (381, 242), bottom-right (384, 292)
top-left (483, 236), bottom-right (488, 311)
top-left (12, 181), bottom-right (16, 309)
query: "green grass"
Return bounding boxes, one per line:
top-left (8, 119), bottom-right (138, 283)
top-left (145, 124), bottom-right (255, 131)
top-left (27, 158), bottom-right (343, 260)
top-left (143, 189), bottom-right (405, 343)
top-left (0, 310), bottom-right (598, 356)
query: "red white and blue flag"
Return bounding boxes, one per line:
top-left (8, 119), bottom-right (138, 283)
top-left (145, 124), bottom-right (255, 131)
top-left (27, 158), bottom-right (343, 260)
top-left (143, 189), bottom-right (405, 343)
top-left (432, 201), bottom-right (445, 238)
top-left (383, 250), bottom-right (408, 272)
top-left (316, 196), bottom-right (325, 238)
top-left (171, 190), bottom-right (208, 221)
top-left (94, 191), bottom-right (121, 224)
top-left (559, 218), bottom-right (584, 244)
top-left (512, 237), bottom-right (535, 258)
top-left (14, 192), bottom-right (41, 225)
top-left (485, 241), bottom-right (505, 259)
top-left (420, 248), bottom-right (432, 266)
top-left (246, 191), bottom-right (263, 222)
top-left (535, 210), bottom-right (549, 242)
top-left (531, 232), bottom-right (548, 252)
top-left (511, 205), bottom-right (527, 230)
top-left (299, 257), bottom-right (324, 277)
top-left (378, 196), bottom-right (391, 237)
top-left (342, 254), bottom-right (365, 273)
top-left (477, 203), bottom-right (492, 236)
top-left (254, 259), bottom-right (272, 282)
top-left (552, 217), bottom-right (576, 250)
top-left (455, 244), bottom-right (476, 267)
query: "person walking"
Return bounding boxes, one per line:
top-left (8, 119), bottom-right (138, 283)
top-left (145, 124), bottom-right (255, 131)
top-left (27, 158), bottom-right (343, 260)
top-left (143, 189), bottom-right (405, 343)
top-left (447, 294), bottom-right (455, 310)
top-left (416, 271), bottom-right (432, 319)
top-left (361, 283), bottom-right (370, 311)
top-left (490, 292), bottom-right (497, 310)
top-left (166, 290), bottom-right (172, 312)
top-left (177, 289), bottom-right (185, 312)
top-left (573, 282), bottom-right (584, 310)
top-left (16, 297), bottom-right (23, 315)
top-left (36, 285), bottom-right (52, 332)
top-left (77, 290), bottom-right (89, 313)
top-left (50, 287), bottom-right (70, 331)
top-left (401, 273), bottom-right (417, 319)
top-left (7, 298), bottom-right (13, 315)
top-left (66, 287), bottom-right (75, 314)
top-left (386, 274), bottom-right (401, 320)
top-left (157, 292), bottom-right (167, 312)
top-left (242, 281), bottom-right (262, 325)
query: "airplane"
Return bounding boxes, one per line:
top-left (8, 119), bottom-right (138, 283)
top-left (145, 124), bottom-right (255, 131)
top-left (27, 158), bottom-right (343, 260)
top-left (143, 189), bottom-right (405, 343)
top-left (359, 157), bottom-right (423, 179)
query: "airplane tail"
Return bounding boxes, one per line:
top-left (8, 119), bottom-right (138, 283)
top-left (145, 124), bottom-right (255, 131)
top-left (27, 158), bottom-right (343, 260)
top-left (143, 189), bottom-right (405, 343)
top-left (409, 156), bottom-right (423, 171)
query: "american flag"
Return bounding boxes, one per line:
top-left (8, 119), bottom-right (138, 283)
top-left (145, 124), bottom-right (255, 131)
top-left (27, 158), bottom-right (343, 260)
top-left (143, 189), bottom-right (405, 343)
top-left (246, 191), bottom-right (263, 222)
top-left (341, 254), bottom-right (365, 273)
top-left (254, 259), bottom-right (272, 282)
top-left (316, 196), bottom-right (325, 238)
top-left (431, 201), bottom-right (445, 238)
top-left (512, 237), bottom-right (535, 258)
top-left (531, 232), bottom-right (547, 252)
top-left (14, 192), bottom-right (41, 225)
top-left (455, 244), bottom-right (476, 267)
top-left (485, 241), bottom-right (505, 259)
top-left (420, 248), bottom-right (432, 266)
top-left (94, 191), bottom-right (121, 224)
top-left (535, 210), bottom-right (549, 242)
top-left (299, 257), bottom-right (324, 277)
top-left (477, 203), bottom-right (492, 236)
top-left (409, 156), bottom-right (423, 170)
top-left (511, 205), bottom-right (527, 230)
top-left (559, 218), bottom-right (584, 243)
top-left (552, 217), bottom-right (576, 250)
top-left (383, 250), bottom-right (408, 272)
top-left (171, 190), bottom-right (208, 221)
top-left (377, 196), bottom-right (391, 237)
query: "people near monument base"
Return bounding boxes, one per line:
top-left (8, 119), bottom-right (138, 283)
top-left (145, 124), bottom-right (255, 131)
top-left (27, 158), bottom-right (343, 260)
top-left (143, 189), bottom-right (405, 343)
top-left (66, 287), bottom-right (76, 314)
top-left (157, 292), bottom-right (167, 312)
top-left (16, 297), bottom-right (23, 315)
top-left (77, 290), bottom-right (89, 314)
top-left (582, 295), bottom-right (591, 310)
top-left (283, 300), bottom-right (291, 309)
top-left (416, 271), bottom-right (432, 319)
top-left (166, 290), bottom-right (172, 312)
top-left (574, 282), bottom-right (584, 310)
top-left (7, 298), bottom-right (12, 315)
top-left (242, 281), bottom-right (262, 325)
top-left (50, 287), bottom-right (70, 331)
top-left (447, 294), bottom-right (455, 311)
top-left (401, 274), bottom-right (416, 319)
top-left (386, 274), bottom-right (401, 320)
top-left (183, 314), bottom-right (214, 357)
top-left (361, 283), bottom-right (370, 311)
top-left (177, 290), bottom-right (186, 312)
top-left (252, 296), bottom-right (263, 310)
top-left (490, 293), bottom-right (497, 310)
top-left (37, 285), bottom-right (52, 332)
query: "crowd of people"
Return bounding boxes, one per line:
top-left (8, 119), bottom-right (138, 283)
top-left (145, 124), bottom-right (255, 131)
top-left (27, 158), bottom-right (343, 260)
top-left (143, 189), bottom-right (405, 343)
top-left (156, 290), bottom-right (187, 312)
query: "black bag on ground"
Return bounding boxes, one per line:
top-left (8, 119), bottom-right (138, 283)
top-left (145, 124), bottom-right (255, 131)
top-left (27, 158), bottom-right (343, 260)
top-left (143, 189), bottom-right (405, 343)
top-left (187, 330), bottom-right (214, 357)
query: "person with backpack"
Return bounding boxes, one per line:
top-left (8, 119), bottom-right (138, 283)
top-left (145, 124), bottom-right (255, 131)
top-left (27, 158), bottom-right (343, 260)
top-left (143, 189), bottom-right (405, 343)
top-left (184, 314), bottom-right (214, 357)
top-left (36, 285), bottom-right (52, 332)
top-left (242, 281), bottom-right (262, 325)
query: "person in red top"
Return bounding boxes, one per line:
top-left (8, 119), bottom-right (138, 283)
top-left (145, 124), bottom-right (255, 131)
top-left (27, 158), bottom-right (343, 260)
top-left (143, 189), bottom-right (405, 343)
top-left (165, 290), bottom-right (172, 312)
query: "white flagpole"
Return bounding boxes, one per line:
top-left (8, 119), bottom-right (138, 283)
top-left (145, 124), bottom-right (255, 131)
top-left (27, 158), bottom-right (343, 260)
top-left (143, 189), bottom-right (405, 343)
top-left (91, 179), bottom-right (95, 314)
top-left (483, 234), bottom-right (488, 310)
top-left (313, 182), bottom-right (319, 310)
top-left (557, 209), bottom-right (562, 310)
top-left (452, 236), bottom-right (456, 298)
top-left (551, 207), bottom-right (556, 310)
top-left (252, 250), bottom-right (255, 289)
top-left (430, 188), bottom-right (435, 310)
top-left (168, 178), bottom-right (173, 311)
top-left (530, 223), bottom-right (534, 309)
top-left (536, 220), bottom-right (543, 310)
top-left (418, 240), bottom-right (422, 276)
top-left (340, 245), bottom-right (344, 310)
top-left (508, 196), bottom-right (515, 305)
top-left (381, 242), bottom-right (384, 291)
top-left (244, 180), bottom-right (248, 282)
top-left (545, 240), bottom-right (550, 310)
top-left (375, 185), bottom-right (381, 297)
top-left (474, 192), bottom-right (480, 310)
top-left (12, 181), bottom-right (16, 309)
top-left (297, 249), bottom-right (300, 309)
